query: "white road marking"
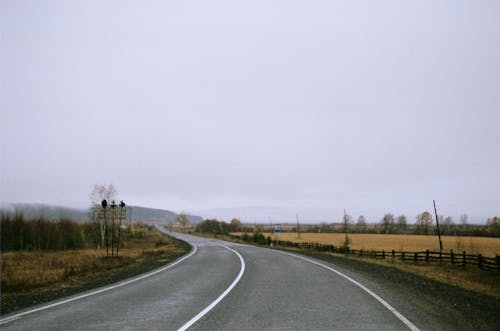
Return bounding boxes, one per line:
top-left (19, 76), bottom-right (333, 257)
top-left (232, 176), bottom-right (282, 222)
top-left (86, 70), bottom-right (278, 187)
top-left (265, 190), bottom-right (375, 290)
top-left (276, 250), bottom-right (421, 331)
top-left (177, 244), bottom-right (245, 331)
top-left (0, 240), bottom-right (197, 326)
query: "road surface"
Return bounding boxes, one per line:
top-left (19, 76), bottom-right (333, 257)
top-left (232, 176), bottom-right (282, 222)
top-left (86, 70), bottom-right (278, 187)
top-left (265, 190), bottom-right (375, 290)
top-left (1, 229), bottom-right (496, 330)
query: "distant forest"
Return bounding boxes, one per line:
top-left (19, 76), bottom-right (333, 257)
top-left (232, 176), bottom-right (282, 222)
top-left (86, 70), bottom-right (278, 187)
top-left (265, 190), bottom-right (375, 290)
top-left (1, 203), bottom-right (203, 224)
top-left (193, 215), bottom-right (499, 238)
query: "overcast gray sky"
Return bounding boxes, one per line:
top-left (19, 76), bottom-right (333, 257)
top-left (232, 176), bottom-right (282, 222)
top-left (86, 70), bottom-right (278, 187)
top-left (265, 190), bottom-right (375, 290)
top-left (1, 1), bottom-right (499, 223)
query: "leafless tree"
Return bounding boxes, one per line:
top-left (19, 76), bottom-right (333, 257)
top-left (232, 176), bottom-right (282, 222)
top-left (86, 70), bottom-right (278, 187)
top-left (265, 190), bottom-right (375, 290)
top-left (416, 211), bottom-right (433, 235)
top-left (89, 184), bottom-right (117, 248)
top-left (356, 215), bottom-right (367, 233)
top-left (380, 213), bottom-right (395, 234)
top-left (342, 212), bottom-right (352, 248)
top-left (176, 213), bottom-right (190, 230)
top-left (486, 216), bottom-right (500, 236)
top-left (442, 216), bottom-right (454, 235)
top-left (460, 213), bottom-right (468, 233)
top-left (396, 214), bottom-right (407, 233)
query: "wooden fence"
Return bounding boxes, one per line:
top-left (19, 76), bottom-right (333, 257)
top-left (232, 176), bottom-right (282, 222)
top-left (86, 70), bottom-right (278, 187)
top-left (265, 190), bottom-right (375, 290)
top-left (229, 235), bottom-right (500, 271)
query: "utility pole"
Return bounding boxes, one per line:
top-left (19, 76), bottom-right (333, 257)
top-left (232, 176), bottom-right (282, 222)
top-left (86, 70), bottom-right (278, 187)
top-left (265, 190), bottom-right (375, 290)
top-left (296, 214), bottom-right (301, 239)
top-left (433, 200), bottom-right (444, 251)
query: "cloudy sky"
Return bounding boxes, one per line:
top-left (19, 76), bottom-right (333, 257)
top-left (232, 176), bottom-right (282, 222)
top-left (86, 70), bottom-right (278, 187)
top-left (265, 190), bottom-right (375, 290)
top-left (1, 1), bottom-right (499, 223)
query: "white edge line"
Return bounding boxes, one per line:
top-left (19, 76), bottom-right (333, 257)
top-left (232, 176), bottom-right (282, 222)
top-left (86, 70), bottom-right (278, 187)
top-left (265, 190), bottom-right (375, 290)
top-left (276, 250), bottom-right (420, 331)
top-left (0, 231), bottom-right (198, 325)
top-left (177, 244), bottom-right (245, 331)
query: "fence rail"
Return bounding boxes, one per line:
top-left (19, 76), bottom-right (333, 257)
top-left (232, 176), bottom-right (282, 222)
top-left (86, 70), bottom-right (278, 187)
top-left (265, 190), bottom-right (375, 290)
top-left (229, 235), bottom-right (500, 271)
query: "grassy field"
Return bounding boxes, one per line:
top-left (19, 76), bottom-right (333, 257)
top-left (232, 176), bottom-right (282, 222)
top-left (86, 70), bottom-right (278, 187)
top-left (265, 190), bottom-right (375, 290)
top-left (233, 232), bottom-right (500, 257)
top-left (1, 225), bottom-right (184, 296)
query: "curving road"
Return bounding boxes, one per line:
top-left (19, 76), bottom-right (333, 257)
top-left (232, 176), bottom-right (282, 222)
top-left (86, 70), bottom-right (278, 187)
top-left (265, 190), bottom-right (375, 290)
top-left (1, 229), bottom-right (496, 330)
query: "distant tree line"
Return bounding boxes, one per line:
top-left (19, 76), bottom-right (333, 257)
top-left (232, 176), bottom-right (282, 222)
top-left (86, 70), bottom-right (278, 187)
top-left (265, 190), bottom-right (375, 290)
top-left (194, 218), bottom-right (252, 235)
top-left (1, 212), bottom-right (149, 252)
top-left (1, 213), bottom-right (101, 251)
top-left (247, 213), bottom-right (500, 237)
top-left (194, 218), bottom-right (273, 244)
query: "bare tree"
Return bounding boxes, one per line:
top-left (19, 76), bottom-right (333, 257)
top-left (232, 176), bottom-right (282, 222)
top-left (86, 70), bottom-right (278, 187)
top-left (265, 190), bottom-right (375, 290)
top-left (460, 213), bottom-right (468, 234)
top-left (416, 211), bottom-right (433, 235)
top-left (356, 215), bottom-right (367, 233)
top-left (486, 216), bottom-right (500, 236)
top-left (442, 216), bottom-right (454, 235)
top-left (89, 184), bottom-right (117, 248)
top-left (396, 214), bottom-right (407, 233)
top-left (380, 213), bottom-right (395, 234)
top-left (176, 213), bottom-right (190, 231)
top-left (342, 212), bottom-right (352, 249)
top-left (89, 184), bottom-right (117, 205)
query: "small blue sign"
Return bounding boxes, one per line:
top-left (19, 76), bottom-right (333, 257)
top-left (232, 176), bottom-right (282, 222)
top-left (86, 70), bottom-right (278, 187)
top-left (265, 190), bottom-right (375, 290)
top-left (274, 224), bottom-right (281, 234)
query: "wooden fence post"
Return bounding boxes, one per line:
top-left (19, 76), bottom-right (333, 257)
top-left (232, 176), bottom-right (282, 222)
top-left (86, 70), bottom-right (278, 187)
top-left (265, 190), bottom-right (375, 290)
top-left (496, 255), bottom-right (500, 271)
top-left (392, 249), bottom-right (395, 259)
top-left (439, 250), bottom-right (442, 264)
top-left (426, 250), bottom-right (429, 263)
top-left (451, 249), bottom-right (454, 265)
top-left (463, 251), bottom-right (466, 268)
top-left (414, 252), bottom-right (418, 263)
top-left (478, 254), bottom-right (482, 269)
top-left (382, 250), bottom-right (385, 259)
top-left (402, 252), bottom-right (405, 261)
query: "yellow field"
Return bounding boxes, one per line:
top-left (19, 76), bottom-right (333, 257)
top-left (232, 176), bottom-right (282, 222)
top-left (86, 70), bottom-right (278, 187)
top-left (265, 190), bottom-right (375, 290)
top-left (234, 232), bottom-right (500, 257)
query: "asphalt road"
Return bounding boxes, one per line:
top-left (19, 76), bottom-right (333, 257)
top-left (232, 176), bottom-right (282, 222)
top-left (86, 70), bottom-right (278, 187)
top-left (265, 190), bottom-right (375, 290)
top-left (1, 229), bottom-right (497, 330)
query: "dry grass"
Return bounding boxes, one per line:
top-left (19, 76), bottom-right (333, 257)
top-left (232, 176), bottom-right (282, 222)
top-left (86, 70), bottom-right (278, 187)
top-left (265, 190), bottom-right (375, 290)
top-left (332, 252), bottom-right (500, 297)
top-left (1, 227), bottom-right (182, 294)
top-left (237, 232), bottom-right (500, 257)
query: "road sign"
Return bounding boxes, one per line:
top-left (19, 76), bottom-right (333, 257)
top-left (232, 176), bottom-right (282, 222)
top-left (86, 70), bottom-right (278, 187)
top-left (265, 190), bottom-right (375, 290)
top-left (274, 224), bottom-right (281, 235)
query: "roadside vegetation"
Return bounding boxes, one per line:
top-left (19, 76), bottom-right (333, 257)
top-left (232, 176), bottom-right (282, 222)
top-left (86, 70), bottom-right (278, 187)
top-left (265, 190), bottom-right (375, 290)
top-left (1, 213), bottom-right (190, 313)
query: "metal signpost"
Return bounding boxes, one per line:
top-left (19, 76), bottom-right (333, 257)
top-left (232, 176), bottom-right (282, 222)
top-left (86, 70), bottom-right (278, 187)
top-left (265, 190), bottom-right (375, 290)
top-left (98, 199), bottom-right (127, 257)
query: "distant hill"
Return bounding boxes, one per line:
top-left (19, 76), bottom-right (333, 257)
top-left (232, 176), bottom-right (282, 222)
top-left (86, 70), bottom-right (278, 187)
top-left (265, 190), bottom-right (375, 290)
top-left (127, 205), bottom-right (203, 224)
top-left (0, 203), bottom-right (203, 224)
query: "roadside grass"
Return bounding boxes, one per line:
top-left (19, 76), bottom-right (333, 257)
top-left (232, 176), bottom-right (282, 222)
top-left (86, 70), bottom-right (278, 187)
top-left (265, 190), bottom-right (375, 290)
top-left (232, 232), bottom-right (500, 257)
top-left (320, 250), bottom-right (500, 297)
top-left (1, 226), bottom-right (188, 313)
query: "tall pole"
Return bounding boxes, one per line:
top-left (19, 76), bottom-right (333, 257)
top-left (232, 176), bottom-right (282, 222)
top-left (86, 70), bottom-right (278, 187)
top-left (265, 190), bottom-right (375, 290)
top-left (101, 200), bottom-right (108, 257)
top-left (344, 209), bottom-right (349, 244)
top-left (111, 200), bottom-right (116, 257)
top-left (118, 201), bottom-right (125, 257)
top-left (296, 214), bottom-right (301, 239)
top-left (129, 206), bottom-right (133, 232)
top-left (433, 200), bottom-right (444, 251)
